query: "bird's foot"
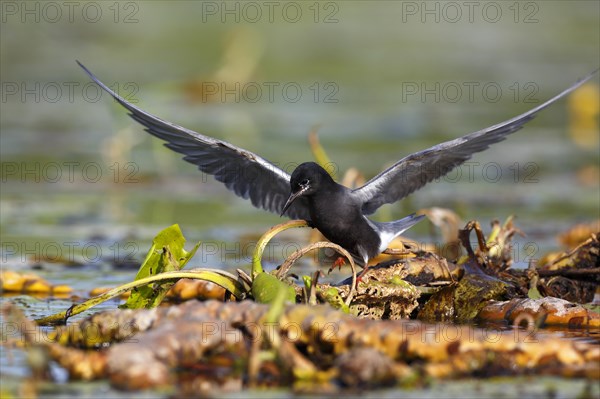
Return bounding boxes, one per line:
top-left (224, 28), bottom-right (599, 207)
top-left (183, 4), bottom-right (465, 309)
top-left (356, 265), bottom-right (370, 282)
top-left (327, 256), bottom-right (347, 274)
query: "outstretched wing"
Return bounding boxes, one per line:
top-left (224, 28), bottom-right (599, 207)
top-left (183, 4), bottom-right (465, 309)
top-left (353, 70), bottom-right (598, 215)
top-left (78, 61), bottom-right (310, 220)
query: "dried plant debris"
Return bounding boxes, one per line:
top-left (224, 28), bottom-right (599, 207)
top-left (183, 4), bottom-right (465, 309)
top-left (368, 252), bottom-right (460, 286)
top-left (409, 219), bottom-right (600, 323)
top-left (539, 233), bottom-right (599, 273)
top-left (557, 220), bottom-right (600, 249)
top-left (1, 270), bottom-right (72, 296)
top-left (420, 207), bottom-right (464, 262)
top-left (478, 297), bottom-right (600, 328)
top-left (323, 218), bottom-right (599, 323)
top-left (297, 251), bottom-right (459, 319)
top-left (314, 273), bottom-right (421, 320)
top-left (3, 300), bottom-right (599, 393)
top-left (165, 278), bottom-right (230, 301)
top-left (418, 268), bottom-right (509, 322)
top-left (532, 232), bottom-right (599, 304)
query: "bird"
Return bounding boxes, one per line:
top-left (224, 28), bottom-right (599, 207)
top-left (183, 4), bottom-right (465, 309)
top-left (78, 61), bottom-right (597, 273)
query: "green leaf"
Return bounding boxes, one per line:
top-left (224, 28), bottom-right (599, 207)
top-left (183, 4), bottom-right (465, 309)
top-left (527, 284), bottom-right (543, 300)
top-left (120, 224), bottom-right (200, 309)
top-left (251, 220), bottom-right (308, 278)
top-left (527, 274), bottom-right (543, 300)
top-left (252, 272), bottom-right (296, 304)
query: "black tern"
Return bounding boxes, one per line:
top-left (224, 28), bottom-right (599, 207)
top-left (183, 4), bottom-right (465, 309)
top-left (78, 62), bottom-right (596, 271)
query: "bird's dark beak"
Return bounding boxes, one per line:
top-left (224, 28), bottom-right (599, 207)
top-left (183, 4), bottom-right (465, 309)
top-left (280, 187), bottom-right (307, 216)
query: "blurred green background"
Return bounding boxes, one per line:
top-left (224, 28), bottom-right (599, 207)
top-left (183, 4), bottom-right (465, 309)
top-left (1, 1), bottom-right (599, 273)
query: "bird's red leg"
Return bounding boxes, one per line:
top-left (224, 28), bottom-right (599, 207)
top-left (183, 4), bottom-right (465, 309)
top-left (356, 264), bottom-right (370, 282)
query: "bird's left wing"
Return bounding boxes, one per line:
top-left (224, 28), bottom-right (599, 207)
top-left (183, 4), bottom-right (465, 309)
top-left (78, 61), bottom-right (311, 220)
top-left (352, 70), bottom-right (598, 215)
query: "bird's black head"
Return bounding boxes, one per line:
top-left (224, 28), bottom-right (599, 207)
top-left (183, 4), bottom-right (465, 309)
top-left (280, 162), bottom-right (333, 216)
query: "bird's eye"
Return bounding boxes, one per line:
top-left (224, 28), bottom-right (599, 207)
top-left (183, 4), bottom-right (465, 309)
top-left (300, 179), bottom-right (310, 187)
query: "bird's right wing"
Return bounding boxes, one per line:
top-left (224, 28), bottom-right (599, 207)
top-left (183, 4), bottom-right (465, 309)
top-left (78, 61), bottom-right (310, 220)
top-left (352, 69), bottom-right (598, 215)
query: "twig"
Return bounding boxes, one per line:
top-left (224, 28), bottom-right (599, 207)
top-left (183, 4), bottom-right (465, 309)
top-left (538, 267), bottom-right (600, 278)
top-left (545, 236), bottom-right (595, 267)
top-left (277, 241), bottom-right (357, 307)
